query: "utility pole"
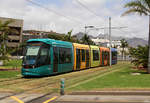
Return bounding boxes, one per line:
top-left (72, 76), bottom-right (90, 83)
top-left (89, 19), bottom-right (127, 66)
top-left (109, 17), bottom-right (112, 66)
top-left (148, 15), bottom-right (150, 73)
top-left (85, 25), bottom-right (87, 35)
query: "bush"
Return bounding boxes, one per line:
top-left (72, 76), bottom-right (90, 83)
top-left (3, 59), bottom-right (22, 69)
top-left (129, 45), bottom-right (148, 68)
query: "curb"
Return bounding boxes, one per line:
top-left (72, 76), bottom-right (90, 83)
top-left (70, 91), bottom-right (150, 95)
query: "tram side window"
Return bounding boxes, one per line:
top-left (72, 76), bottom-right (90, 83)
top-left (102, 51), bottom-right (105, 60)
top-left (82, 49), bottom-right (85, 62)
top-left (59, 48), bottom-right (71, 64)
top-left (114, 52), bottom-right (117, 60)
top-left (112, 52), bottom-right (114, 60)
top-left (36, 45), bottom-right (50, 66)
top-left (106, 52), bottom-right (109, 60)
top-left (112, 52), bottom-right (117, 60)
top-left (105, 52), bottom-right (107, 60)
top-left (93, 50), bottom-right (99, 61)
top-left (86, 50), bottom-right (89, 61)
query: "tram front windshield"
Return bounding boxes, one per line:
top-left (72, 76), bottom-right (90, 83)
top-left (23, 42), bottom-right (42, 65)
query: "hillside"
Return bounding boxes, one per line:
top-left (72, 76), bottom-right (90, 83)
top-left (74, 32), bottom-right (148, 47)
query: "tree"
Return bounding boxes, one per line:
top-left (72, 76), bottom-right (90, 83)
top-left (129, 45), bottom-right (148, 68)
top-left (120, 39), bottom-right (128, 60)
top-left (47, 33), bottom-right (65, 41)
top-left (0, 19), bottom-right (14, 60)
top-left (122, 0), bottom-right (150, 73)
top-left (81, 34), bottom-right (95, 45)
top-left (64, 30), bottom-right (73, 42)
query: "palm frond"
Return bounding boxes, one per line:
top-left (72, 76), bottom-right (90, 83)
top-left (143, 0), bottom-right (150, 11)
top-left (122, 8), bottom-right (148, 16)
top-left (122, 0), bottom-right (150, 16)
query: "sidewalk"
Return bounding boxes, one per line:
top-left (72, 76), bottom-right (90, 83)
top-left (53, 91), bottom-right (150, 103)
top-left (70, 91), bottom-right (150, 95)
top-left (0, 93), bottom-right (46, 103)
top-left (55, 95), bottom-right (150, 103)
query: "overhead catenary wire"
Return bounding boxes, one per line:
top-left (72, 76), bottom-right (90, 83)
top-left (74, 0), bottom-right (127, 35)
top-left (75, 0), bottom-right (101, 18)
top-left (25, 0), bottom-right (81, 24)
top-left (113, 28), bottom-right (135, 38)
top-left (75, 0), bottom-right (108, 23)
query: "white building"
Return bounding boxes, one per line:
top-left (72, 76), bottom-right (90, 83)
top-left (92, 38), bottom-right (121, 48)
top-left (92, 38), bottom-right (109, 47)
top-left (92, 38), bottom-right (129, 56)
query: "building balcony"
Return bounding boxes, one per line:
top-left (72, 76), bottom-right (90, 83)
top-left (7, 42), bottom-right (19, 47)
top-left (8, 35), bottom-right (20, 40)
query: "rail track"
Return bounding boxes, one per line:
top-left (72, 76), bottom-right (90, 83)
top-left (0, 63), bottom-right (126, 101)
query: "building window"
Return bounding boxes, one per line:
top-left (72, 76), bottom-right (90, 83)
top-left (59, 47), bottom-right (71, 64)
top-left (93, 50), bottom-right (99, 61)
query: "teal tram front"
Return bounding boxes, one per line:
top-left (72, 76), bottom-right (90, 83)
top-left (22, 39), bottom-right (74, 77)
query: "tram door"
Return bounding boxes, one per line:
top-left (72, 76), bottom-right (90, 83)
top-left (53, 47), bottom-right (58, 73)
top-left (86, 50), bottom-right (90, 68)
top-left (76, 49), bottom-right (80, 70)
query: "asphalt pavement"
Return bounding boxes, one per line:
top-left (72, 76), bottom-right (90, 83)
top-left (1, 91), bottom-right (150, 103)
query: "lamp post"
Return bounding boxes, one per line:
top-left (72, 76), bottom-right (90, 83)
top-left (84, 25), bottom-right (94, 35)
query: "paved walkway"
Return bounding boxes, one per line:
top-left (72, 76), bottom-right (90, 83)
top-left (53, 95), bottom-right (150, 103)
top-left (0, 93), bottom-right (47, 103)
top-left (1, 91), bottom-right (150, 103)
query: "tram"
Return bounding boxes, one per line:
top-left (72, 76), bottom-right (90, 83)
top-left (22, 39), bottom-right (117, 76)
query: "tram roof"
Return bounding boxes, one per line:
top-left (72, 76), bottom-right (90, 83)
top-left (73, 43), bottom-right (90, 49)
top-left (27, 38), bottom-right (72, 46)
top-left (100, 47), bottom-right (110, 51)
top-left (111, 48), bottom-right (117, 52)
top-left (90, 45), bottom-right (99, 50)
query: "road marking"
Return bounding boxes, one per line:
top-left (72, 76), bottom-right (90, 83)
top-left (10, 96), bottom-right (24, 103)
top-left (43, 96), bottom-right (58, 103)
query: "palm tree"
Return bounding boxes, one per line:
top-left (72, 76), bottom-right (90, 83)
top-left (0, 19), bottom-right (14, 60)
top-left (122, 0), bottom-right (150, 73)
top-left (120, 39), bottom-right (128, 60)
top-left (64, 30), bottom-right (73, 42)
top-left (81, 34), bottom-right (95, 45)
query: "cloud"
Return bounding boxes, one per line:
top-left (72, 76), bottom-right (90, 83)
top-left (0, 0), bottom-right (148, 39)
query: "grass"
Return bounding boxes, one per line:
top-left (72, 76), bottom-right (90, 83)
top-left (69, 63), bottom-right (150, 91)
top-left (0, 62), bottom-right (123, 93)
top-left (0, 71), bottom-right (21, 78)
top-left (0, 62), bottom-right (150, 94)
top-left (0, 59), bottom-right (22, 69)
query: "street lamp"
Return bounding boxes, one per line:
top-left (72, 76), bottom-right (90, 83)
top-left (84, 25), bottom-right (95, 35)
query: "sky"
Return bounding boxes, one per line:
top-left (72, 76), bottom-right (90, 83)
top-left (0, 0), bottom-right (148, 39)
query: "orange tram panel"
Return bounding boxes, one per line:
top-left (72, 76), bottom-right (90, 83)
top-left (99, 47), bottom-right (110, 66)
top-left (73, 43), bottom-right (90, 71)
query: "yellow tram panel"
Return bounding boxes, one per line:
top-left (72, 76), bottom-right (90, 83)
top-left (73, 43), bottom-right (90, 71)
